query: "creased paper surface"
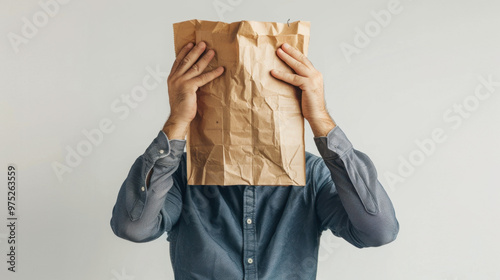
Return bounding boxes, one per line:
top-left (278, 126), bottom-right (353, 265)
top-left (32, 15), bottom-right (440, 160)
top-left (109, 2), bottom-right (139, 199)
top-left (173, 19), bottom-right (310, 186)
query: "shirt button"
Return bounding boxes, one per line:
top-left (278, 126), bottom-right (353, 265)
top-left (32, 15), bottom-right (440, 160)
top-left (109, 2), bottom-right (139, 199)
top-left (246, 218), bottom-right (252, 224)
top-left (159, 149), bottom-right (164, 154)
top-left (141, 186), bottom-right (145, 191)
top-left (247, 258), bottom-right (253, 264)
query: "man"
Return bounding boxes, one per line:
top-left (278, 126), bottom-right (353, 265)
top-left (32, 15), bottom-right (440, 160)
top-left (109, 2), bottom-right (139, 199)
top-left (110, 41), bottom-right (399, 279)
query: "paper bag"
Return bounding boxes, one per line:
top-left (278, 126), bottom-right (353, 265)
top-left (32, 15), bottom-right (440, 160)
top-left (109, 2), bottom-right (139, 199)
top-left (173, 19), bottom-right (310, 186)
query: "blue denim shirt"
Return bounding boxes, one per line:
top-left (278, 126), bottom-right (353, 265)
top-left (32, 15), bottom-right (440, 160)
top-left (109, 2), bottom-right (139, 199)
top-left (110, 125), bottom-right (399, 280)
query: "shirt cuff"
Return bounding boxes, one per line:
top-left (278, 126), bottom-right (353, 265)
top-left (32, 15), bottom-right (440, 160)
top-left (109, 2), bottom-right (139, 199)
top-left (143, 131), bottom-right (186, 167)
top-left (127, 131), bottom-right (185, 222)
top-left (313, 125), bottom-right (353, 159)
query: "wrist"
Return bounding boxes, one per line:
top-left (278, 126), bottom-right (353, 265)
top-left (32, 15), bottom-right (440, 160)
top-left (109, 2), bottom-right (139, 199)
top-left (162, 118), bottom-right (190, 140)
top-left (308, 113), bottom-right (336, 137)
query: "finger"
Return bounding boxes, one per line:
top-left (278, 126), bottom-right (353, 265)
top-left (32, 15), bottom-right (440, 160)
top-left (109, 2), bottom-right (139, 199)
top-left (280, 42), bottom-right (314, 69)
top-left (176, 41), bottom-right (208, 76)
top-left (276, 47), bottom-right (310, 76)
top-left (270, 69), bottom-right (305, 87)
top-left (192, 66), bottom-right (225, 87)
top-left (171, 42), bottom-right (194, 74)
top-left (184, 49), bottom-right (215, 80)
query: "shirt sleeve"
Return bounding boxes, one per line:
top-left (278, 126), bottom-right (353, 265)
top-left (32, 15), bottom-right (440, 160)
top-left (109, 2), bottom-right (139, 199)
top-left (109, 130), bottom-right (185, 243)
top-left (313, 125), bottom-right (399, 248)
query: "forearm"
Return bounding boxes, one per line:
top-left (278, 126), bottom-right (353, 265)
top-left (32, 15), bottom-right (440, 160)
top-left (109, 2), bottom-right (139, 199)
top-left (110, 130), bottom-right (185, 242)
top-left (314, 126), bottom-right (399, 247)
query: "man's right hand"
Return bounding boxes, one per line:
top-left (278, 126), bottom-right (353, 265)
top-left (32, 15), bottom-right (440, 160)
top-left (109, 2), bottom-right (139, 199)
top-left (163, 41), bottom-right (224, 140)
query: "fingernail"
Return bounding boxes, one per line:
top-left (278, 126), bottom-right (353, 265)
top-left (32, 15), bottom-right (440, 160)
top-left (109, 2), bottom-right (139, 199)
top-left (198, 41), bottom-right (206, 48)
top-left (187, 42), bottom-right (193, 48)
top-left (283, 43), bottom-right (290, 48)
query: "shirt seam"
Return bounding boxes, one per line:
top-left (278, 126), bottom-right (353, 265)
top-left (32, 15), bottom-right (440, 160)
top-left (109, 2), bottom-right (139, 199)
top-left (337, 154), bottom-right (380, 215)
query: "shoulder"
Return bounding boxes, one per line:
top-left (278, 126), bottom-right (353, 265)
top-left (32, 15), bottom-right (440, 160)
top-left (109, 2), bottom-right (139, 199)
top-left (305, 151), bottom-right (322, 167)
top-left (305, 150), bottom-right (334, 195)
top-left (305, 150), bottom-right (325, 174)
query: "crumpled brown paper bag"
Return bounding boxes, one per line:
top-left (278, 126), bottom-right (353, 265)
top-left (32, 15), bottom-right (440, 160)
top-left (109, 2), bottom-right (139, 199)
top-left (173, 19), bottom-right (310, 186)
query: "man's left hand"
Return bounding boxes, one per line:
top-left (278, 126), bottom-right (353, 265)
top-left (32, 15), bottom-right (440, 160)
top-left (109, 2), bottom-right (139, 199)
top-left (271, 43), bottom-right (336, 137)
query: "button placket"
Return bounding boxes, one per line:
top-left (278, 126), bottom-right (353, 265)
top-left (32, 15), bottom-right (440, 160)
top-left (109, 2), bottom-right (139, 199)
top-left (242, 186), bottom-right (257, 280)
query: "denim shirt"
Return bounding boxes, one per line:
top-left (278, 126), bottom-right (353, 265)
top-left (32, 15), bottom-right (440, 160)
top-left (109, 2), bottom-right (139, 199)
top-left (110, 125), bottom-right (399, 280)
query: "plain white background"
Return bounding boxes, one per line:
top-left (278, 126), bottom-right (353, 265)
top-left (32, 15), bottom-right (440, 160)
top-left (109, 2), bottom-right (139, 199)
top-left (1, 0), bottom-right (500, 279)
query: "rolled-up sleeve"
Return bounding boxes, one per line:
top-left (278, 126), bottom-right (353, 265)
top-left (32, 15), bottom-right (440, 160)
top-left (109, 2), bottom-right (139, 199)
top-left (110, 130), bottom-right (185, 243)
top-left (313, 125), bottom-right (399, 248)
